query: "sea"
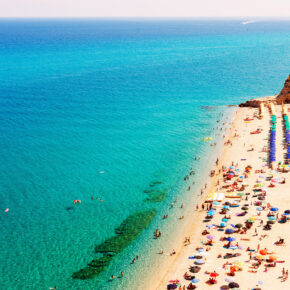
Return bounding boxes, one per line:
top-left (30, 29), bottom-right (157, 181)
top-left (0, 19), bottom-right (289, 290)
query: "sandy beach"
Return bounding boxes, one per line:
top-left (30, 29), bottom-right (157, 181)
top-left (154, 103), bottom-right (290, 290)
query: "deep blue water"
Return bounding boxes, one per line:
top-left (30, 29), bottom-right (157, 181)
top-left (0, 19), bottom-right (289, 289)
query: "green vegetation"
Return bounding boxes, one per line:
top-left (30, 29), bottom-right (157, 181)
top-left (72, 209), bottom-right (157, 280)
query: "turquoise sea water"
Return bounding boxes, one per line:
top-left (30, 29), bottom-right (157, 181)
top-left (0, 19), bottom-right (290, 289)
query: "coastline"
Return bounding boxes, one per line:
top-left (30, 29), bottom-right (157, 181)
top-left (125, 106), bottom-right (238, 290)
top-left (153, 106), bottom-right (241, 289)
top-left (153, 101), bottom-right (290, 289)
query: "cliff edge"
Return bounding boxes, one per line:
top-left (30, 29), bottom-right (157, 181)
top-left (239, 75), bottom-right (290, 107)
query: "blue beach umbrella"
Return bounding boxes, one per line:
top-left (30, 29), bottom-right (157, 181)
top-left (271, 207), bottom-right (278, 211)
top-left (222, 218), bottom-right (228, 222)
top-left (220, 222), bottom-right (227, 227)
top-left (195, 259), bottom-right (205, 265)
top-left (213, 201), bottom-right (220, 205)
top-left (227, 237), bottom-right (236, 242)
top-left (225, 228), bottom-right (235, 234)
top-left (223, 205), bottom-right (230, 209)
top-left (268, 216), bottom-right (275, 220)
top-left (191, 278), bottom-right (200, 283)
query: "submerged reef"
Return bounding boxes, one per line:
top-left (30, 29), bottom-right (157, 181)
top-left (144, 190), bottom-right (168, 203)
top-left (72, 209), bottom-right (157, 280)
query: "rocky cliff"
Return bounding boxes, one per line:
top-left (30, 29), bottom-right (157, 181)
top-left (239, 75), bottom-right (290, 107)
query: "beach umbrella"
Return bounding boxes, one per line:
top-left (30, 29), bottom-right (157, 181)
top-left (213, 201), bottom-right (220, 205)
top-left (198, 251), bottom-right (209, 256)
top-left (247, 219), bottom-right (254, 223)
top-left (258, 280), bottom-right (264, 285)
top-left (233, 261), bottom-right (246, 268)
top-left (207, 235), bottom-right (215, 240)
top-left (269, 255), bottom-right (277, 261)
top-left (222, 218), bottom-right (228, 222)
top-left (241, 206), bottom-right (248, 210)
top-left (197, 248), bottom-right (205, 252)
top-left (256, 255), bottom-right (264, 260)
top-left (191, 278), bottom-right (200, 283)
top-left (229, 166), bottom-right (235, 169)
top-left (227, 237), bottom-right (236, 242)
top-left (235, 223), bottom-right (243, 228)
top-left (167, 284), bottom-right (177, 289)
top-left (195, 259), bottom-right (205, 265)
top-left (259, 249), bottom-right (267, 255)
top-left (230, 224), bottom-right (236, 228)
top-left (225, 228), bottom-right (235, 234)
top-left (237, 192), bottom-right (244, 196)
top-left (220, 222), bottom-right (227, 227)
top-left (238, 245), bottom-right (245, 250)
top-left (256, 207), bottom-right (263, 211)
top-left (210, 272), bottom-right (219, 278)
top-left (223, 205), bottom-right (230, 209)
top-left (271, 207), bottom-right (279, 211)
top-left (229, 282), bottom-right (240, 288)
top-left (268, 216), bottom-right (275, 220)
top-left (225, 277), bottom-right (235, 283)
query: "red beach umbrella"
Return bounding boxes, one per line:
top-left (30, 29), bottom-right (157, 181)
top-left (259, 249), bottom-right (267, 255)
top-left (210, 272), bottom-right (219, 278)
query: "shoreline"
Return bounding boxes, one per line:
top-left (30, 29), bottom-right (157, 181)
top-left (153, 106), bottom-right (240, 289)
top-left (153, 100), bottom-right (290, 289)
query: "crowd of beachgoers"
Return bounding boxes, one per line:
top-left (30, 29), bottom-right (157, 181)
top-left (161, 105), bottom-right (290, 290)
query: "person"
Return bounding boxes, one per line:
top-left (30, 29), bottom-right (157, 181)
top-left (136, 255), bottom-right (139, 260)
top-left (49, 287), bottom-right (57, 290)
top-left (121, 272), bottom-right (124, 277)
top-left (111, 275), bottom-right (115, 279)
top-left (170, 249), bottom-right (176, 256)
top-left (131, 258), bottom-right (135, 264)
top-left (181, 203), bottom-right (184, 208)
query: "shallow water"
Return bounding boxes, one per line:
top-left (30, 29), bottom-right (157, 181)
top-left (0, 19), bottom-right (289, 289)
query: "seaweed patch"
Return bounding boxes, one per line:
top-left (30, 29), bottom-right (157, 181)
top-left (72, 209), bottom-right (157, 280)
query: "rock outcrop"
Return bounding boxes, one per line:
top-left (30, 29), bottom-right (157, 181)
top-left (239, 75), bottom-right (290, 107)
top-left (276, 75), bottom-right (290, 103)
